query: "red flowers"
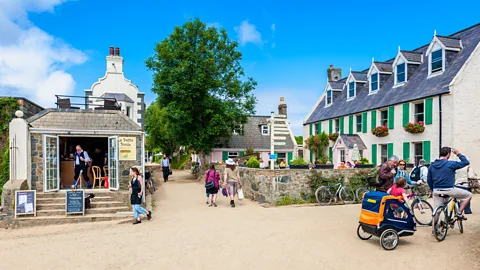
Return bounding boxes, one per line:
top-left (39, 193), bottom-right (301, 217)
top-left (328, 132), bottom-right (339, 142)
top-left (404, 121), bottom-right (425, 134)
top-left (371, 126), bottom-right (389, 137)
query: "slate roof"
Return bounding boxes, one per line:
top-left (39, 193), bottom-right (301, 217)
top-left (400, 50), bottom-right (423, 63)
top-left (352, 72), bottom-right (368, 81)
top-left (305, 23), bottom-right (480, 125)
top-left (339, 135), bottom-right (367, 150)
top-left (374, 62), bottom-right (393, 73)
top-left (99, 93), bottom-right (134, 103)
top-left (329, 81), bottom-right (345, 90)
top-left (215, 116), bottom-right (295, 150)
top-left (27, 109), bottom-right (142, 131)
top-left (437, 35), bottom-right (462, 49)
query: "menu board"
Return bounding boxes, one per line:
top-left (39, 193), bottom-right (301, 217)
top-left (66, 190), bottom-right (84, 215)
top-left (119, 137), bottom-right (136, 160)
top-left (15, 190), bottom-right (36, 218)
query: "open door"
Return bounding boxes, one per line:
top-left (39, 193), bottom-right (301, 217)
top-left (44, 135), bottom-right (60, 192)
top-left (108, 136), bottom-right (119, 190)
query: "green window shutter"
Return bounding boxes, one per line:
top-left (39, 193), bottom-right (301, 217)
top-left (371, 110), bottom-right (377, 130)
top-left (388, 106), bottom-right (395, 129)
top-left (317, 122), bottom-right (321, 134)
top-left (388, 143), bottom-right (394, 158)
top-left (349, 115), bottom-right (353, 134)
top-left (288, 152), bottom-right (293, 164)
top-left (309, 124), bottom-right (313, 136)
top-left (240, 151), bottom-right (244, 157)
top-left (362, 112), bottom-right (367, 133)
top-left (222, 151), bottom-right (228, 161)
top-left (329, 147), bottom-right (333, 162)
top-left (371, 144), bottom-right (377, 166)
top-left (425, 98), bottom-right (433, 125)
top-left (423, 141), bottom-right (431, 163)
top-left (403, 142), bottom-right (410, 162)
top-left (340, 117), bottom-right (345, 134)
top-left (402, 103), bottom-right (410, 127)
top-left (329, 119), bottom-right (333, 134)
top-left (310, 150), bottom-right (313, 163)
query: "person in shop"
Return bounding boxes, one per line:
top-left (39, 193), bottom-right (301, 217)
top-left (92, 147), bottom-right (107, 173)
top-left (74, 145), bottom-right (91, 188)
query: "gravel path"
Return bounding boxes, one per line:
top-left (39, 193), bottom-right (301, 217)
top-left (1, 170), bottom-right (479, 269)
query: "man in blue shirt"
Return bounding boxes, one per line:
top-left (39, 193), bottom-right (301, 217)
top-left (427, 147), bottom-right (472, 220)
top-left (161, 154), bottom-right (171, 182)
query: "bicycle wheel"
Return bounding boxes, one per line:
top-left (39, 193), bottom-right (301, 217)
top-left (357, 224), bottom-right (372, 240)
top-left (355, 186), bottom-right (369, 202)
top-left (433, 206), bottom-right (449, 242)
top-left (339, 186), bottom-right (356, 204)
top-left (315, 186), bottom-right (332, 205)
top-left (411, 199), bottom-right (433, 226)
top-left (380, 229), bottom-right (399, 250)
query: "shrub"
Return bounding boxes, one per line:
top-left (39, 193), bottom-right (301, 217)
top-left (0, 146), bottom-right (9, 196)
top-left (359, 157), bottom-right (370, 164)
top-left (246, 157), bottom-right (260, 168)
top-left (328, 132), bottom-right (339, 142)
top-left (307, 170), bottom-right (340, 191)
top-left (371, 126), bottom-right (389, 137)
top-left (404, 121), bottom-right (425, 134)
top-left (347, 171), bottom-right (369, 192)
top-left (290, 157), bottom-right (308, 165)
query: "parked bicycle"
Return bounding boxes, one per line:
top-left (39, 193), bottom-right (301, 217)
top-left (432, 194), bottom-right (463, 242)
top-left (405, 184), bottom-right (433, 226)
top-left (355, 185), bottom-right (376, 201)
top-left (191, 163), bottom-right (200, 174)
top-left (315, 178), bottom-right (356, 205)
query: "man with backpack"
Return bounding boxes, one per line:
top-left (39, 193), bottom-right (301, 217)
top-left (410, 159), bottom-right (428, 184)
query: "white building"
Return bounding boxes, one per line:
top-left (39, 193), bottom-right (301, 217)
top-left (304, 23), bottom-right (480, 170)
top-left (85, 47), bottom-right (145, 128)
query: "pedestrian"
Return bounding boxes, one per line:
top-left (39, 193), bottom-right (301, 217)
top-left (376, 155), bottom-right (399, 193)
top-left (455, 159), bottom-right (476, 214)
top-left (346, 161), bottom-right (354, 168)
top-left (410, 159), bottom-right (429, 184)
top-left (224, 158), bottom-right (241, 208)
top-left (129, 167), bottom-right (151, 225)
top-left (205, 164), bottom-right (220, 207)
top-left (161, 154), bottom-right (171, 182)
top-left (394, 160), bottom-right (415, 185)
top-left (73, 145), bottom-right (91, 188)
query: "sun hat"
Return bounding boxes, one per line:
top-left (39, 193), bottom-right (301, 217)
top-left (225, 158), bottom-right (235, 165)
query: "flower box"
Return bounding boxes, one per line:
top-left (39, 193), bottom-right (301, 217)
top-left (404, 121), bottom-right (425, 134)
top-left (371, 126), bottom-right (389, 137)
top-left (328, 132), bottom-right (339, 142)
top-left (314, 164), bottom-right (334, 169)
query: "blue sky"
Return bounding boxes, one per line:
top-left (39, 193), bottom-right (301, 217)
top-left (1, 0), bottom-right (479, 135)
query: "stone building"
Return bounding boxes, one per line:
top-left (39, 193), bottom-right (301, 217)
top-left (304, 23), bottom-right (480, 170)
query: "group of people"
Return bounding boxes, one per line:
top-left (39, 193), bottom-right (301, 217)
top-left (204, 158), bottom-right (242, 208)
top-left (376, 147), bottom-right (475, 224)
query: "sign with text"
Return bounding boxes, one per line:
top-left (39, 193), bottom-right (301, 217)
top-left (66, 190), bottom-right (84, 215)
top-left (119, 137), bottom-right (137, 160)
top-left (269, 154), bottom-right (277, 160)
top-left (15, 190), bottom-right (36, 218)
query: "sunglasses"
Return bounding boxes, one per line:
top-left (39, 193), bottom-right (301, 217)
top-left (399, 164), bottom-right (406, 166)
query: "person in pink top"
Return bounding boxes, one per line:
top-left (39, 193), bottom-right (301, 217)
top-left (387, 177), bottom-right (410, 218)
top-left (205, 164), bottom-right (220, 207)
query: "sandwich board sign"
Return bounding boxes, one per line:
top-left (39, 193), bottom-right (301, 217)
top-left (66, 190), bottom-right (85, 215)
top-left (15, 190), bottom-right (36, 218)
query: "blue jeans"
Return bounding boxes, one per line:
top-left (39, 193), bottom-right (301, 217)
top-left (132, 204), bottom-right (147, 218)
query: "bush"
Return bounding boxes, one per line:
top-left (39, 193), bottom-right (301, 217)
top-left (307, 170), bottom-right (340, 191)
top-left (290, 157), bottom-right (308, 165)
top-left (276, 195), bottom-right (307, 206)
top-left (246, 157), bottom-right (260, 168)
top-left (0, 146), bottom-right (9, 196)
top-left (359, 157), bottom-right (370, 164)
top-left (347, 171), bottom-right (369, 192)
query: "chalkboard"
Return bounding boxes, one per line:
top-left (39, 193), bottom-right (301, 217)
top-left (15, 190), bottom-right (36, 218)
top-left (66, 190), bottom-right (84, 215)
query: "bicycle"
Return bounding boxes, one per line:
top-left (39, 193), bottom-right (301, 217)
top-left (355, 185), bottom-right (375, 201)
top-left (191, 163), bottom-right (200, 174)
top-left (315, 178), bottom-right (356, 205)
top-left (432, 194), bottom-right (463, 242)
top-left (405, 184), bottom-right (433, 226)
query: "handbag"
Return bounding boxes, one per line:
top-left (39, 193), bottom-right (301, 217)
top-left (169, 168), bottom-right (173, 175)
top-left (237, 188), bottom-right (244, 200)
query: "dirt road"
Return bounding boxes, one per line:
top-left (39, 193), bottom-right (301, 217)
top-left (1, 170), bottom-right (479, 269)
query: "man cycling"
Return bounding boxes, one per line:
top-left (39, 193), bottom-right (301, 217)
top-left (427, 147), bottom-right (472, 221)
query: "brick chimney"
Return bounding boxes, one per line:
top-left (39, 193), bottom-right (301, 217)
top-left (278, 96), bottom-right (287, 117)
top-left (327, 64), bottom-right (342, 81)
top-left (109, 46), bottom-right (114, 56)
top-left (115, 47), bottom-right (120, 56)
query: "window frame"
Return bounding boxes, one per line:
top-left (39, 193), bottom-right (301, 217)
top-left (379, 109), bottom-right (388, 127)
top-left (228, 152), bottom-right (239, 159)
top-left (396, 63), bottom-right (406, 84)
top-left (277, 152), bottom-right (287, 161)
top-left (431, 49), bottom-right (443, 74)
top-left (380, 144), bottom-right (388, 164)
top-left (370, 73), bottom-right (379, 92)
top-left (348, 81), bottom-right (355, 100)
top-left (340, 149), bottom-right (346, 163)
top-left (414, 102), bottom-right (425, 123)
top-left (356, 114), bottom-right (362, 132)
top-left (413, 142), bottom-right (423, 165)
top-left (334, 118), bottom-right (340, 133)
top-left (326, 90), bottom-right (332, 106)
top-left (261, 125), bottom-right (269, 136)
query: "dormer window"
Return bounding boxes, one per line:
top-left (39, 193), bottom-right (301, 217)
top-left (348, 82), bottom-right (355, 99)
top-left (431, 49), bottom-right (443, 73)
top-left (396, 63), bottom-right (406, 84)
top-left (261, 125), bottom-right (269, 135)
top-left (370, 73), bottom-right (378, 91)
top-left (326, 90), bottom-right (332, 106)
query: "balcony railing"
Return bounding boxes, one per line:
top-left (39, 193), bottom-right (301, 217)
top-left (55, 95), bottom-right (121, 111)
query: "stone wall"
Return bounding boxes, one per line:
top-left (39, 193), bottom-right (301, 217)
top-left (119, 135), bottom-right (143, 190)
top-left (216, 166), bottom-right (372, 205)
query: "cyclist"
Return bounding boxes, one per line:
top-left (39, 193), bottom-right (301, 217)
top-left (427, 147), bottom-right (472, 221)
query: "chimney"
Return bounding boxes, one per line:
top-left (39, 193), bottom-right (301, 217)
top-left (109, 46), bottom-right (114, 56)
top-left (327, 64), bottom-right (342, 81)
top-left (278, 96), bottom-right (287, 117)
top-left (115, 47), bottom-right (120, 56)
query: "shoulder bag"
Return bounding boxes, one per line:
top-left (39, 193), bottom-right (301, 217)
top-left (205, 171), bottom-right (215, 189)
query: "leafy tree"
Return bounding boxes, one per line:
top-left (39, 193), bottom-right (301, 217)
top-left (295, 136), bottom-right (303, 145)
top-left (144, 102), bottom-right (180, 157)
top-left (145, 18), bottom-right (256, 154)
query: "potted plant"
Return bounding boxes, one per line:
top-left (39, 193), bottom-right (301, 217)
top-left (289, 157), bottom-right (309, 169)
top-left (328, 132), bottom-right (339, 142)
top-left (354, 157), bottom-right (374, 168)
top-left (371, 126), bottom-right (389, 137)
top-left (404, 121), bottom-right (425, 134)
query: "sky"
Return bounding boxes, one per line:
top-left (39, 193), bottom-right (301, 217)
top-left (1, 0), bottom-right (479, 135)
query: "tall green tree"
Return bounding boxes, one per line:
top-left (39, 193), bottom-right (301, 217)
top-left (145, 18), bottom-right (257, 154)
top-left (144, 102), bottom-right (179, 156)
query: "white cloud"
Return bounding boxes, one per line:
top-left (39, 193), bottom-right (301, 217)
top-left (272, 43), bottom-right (276, 49)
top-left (0, 0), bottom-right (87, 107)
top-left (207, 22), bottom-right (221, 29)
top-left (271, 23), bottom-right (276, 33)
top-left (235, 20), bottom-right (263, 47)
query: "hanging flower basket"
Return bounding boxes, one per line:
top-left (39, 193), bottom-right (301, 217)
top-left (328, 132), bottom-right (339, 142)
top-left (371, 126), bottom-right (389, 137)
top-left (404, 121), bottom-right (425, 134)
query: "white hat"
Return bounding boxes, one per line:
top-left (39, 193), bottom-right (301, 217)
top-left (225, 158), bottom-right (235, 165)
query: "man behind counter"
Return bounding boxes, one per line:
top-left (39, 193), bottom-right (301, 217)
top-left (74, 145), bottom-right (91, 188)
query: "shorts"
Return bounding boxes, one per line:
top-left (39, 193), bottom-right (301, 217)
top-left (227, 181), bottom-right (238, 196)
top-left (433, 187), bottom-right (472, 208)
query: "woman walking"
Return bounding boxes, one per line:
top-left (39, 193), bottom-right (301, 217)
top-left (129, 167), bottom-right (151, 224)
top-left (205, 164), bottom-right (220, 207)
top-left (224, 158), bottom-right (241, 208)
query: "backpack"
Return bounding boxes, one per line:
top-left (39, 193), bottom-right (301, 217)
top-left (205, 170), bottom-right (216, 189)
top-left (366, 168), bottom-right (381, 186)
top-left (410, 166), bottom-right (423, 182)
